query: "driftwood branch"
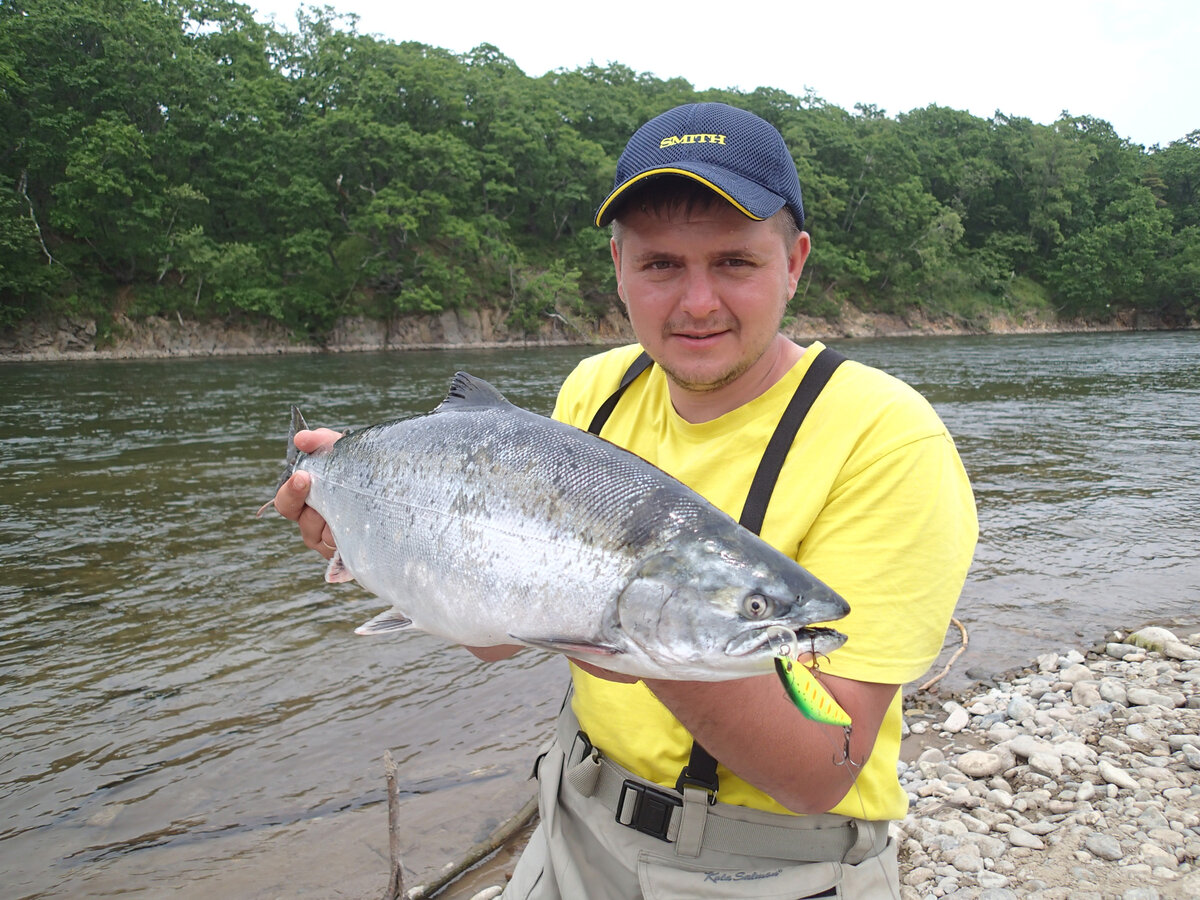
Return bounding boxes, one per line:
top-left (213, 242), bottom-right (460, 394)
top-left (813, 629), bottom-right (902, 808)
top-left (918, 617), bottom-right (969, 692)
top-left (382, 751), bottom-right (404, 900)
top-left (402, 793), bottom-right (539, 900)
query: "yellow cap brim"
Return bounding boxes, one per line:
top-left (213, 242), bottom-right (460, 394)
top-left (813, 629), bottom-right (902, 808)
top-left (594, 168), bottom-right (766, 227)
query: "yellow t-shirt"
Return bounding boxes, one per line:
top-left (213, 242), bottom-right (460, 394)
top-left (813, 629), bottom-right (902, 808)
top-left (551, 342), bottom-right (978, 820)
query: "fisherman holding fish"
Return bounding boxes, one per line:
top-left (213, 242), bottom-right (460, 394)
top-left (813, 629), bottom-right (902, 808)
top-left (273, 103), bottom-right (977, 898)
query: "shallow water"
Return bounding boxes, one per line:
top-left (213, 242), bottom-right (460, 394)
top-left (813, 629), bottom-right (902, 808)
top-left (1, 331), bottom-right (1197, 897)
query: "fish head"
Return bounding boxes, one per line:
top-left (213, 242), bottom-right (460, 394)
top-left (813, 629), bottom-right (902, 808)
top-left (615, 531), bottom-right (849, 678)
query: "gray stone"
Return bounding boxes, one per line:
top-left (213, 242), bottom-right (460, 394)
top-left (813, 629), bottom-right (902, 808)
top-left (1166, 734), bottom-right (1200, 750)
top-left (1072, 681), bottom-right (1102, 706)
top-left (1126, 722), bottom-right (1162, 745)
top-left (1164, 640), bottom-right (1200, 660)
top-left (903, 865), bottom-right (935, 887)
top-left (1128, 626), bottom-right (1180, 652)
top-left (956, 750), bottom-right (1006, 778)
top-left (974, 835), bottom-right (1008, 860)
top-left (1084, 832), bottom-right (1125, 861)
top-left (943, 705), bottom-right (970, 733)
top-left (1006, 696), bottom-right (1036, 721)
top-left (1029, 751), bottom-right (1064, 779)
top-left (1127, 687), bottom-right (1180, 708)
top-left (1000, 734), bottom-right (1048, 759)
top-left (1107, 642), bottom-right (1143, 660)
top-left (1098, 760), bottom-right (1140, 791)
top-left (948, 843), bottom-right (984, 873)
top-left (1182, 744), bottom-right (1200, 770)
top-left (1059, 663), bottom-right (1093, 683)
top-left (1007, 827), bottom-right (1045, 849)
top-left (1099, 678), bottom-right (1128, 704)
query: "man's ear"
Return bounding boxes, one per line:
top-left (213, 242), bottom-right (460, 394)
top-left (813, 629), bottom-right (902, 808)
top-left (610, 237), bottom-right (627, 305)
top-left (787, 231), bottom-right (811, 295)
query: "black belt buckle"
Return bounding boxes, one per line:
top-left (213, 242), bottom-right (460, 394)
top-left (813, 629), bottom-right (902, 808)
top-left (567, 729), bottom-right (593, 767)
top-left (674, 768), bottom-right (719, 805)
top-left (615, 779), bottom-right (681, 842)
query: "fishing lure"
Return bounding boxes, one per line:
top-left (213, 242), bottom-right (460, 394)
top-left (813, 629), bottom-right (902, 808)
top-left (764, 624), bottom-right (852, 727)
top-left (774, 657), bottom-right (852, 727)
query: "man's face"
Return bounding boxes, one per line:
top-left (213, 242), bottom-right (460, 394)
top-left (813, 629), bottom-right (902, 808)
top-left (611, 202), bottom-right (810, 398)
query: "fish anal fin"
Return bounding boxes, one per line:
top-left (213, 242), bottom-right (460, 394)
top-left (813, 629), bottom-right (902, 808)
top-left (509, 634), bottom-right (623, 656)
top-left (355, 609), bottom-right (414, 635)
top-left (324, 552), bottom-right (355, 584)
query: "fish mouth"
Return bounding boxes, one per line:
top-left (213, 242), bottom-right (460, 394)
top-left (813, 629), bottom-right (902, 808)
top-left (726, 625), bottom-right (848, 659)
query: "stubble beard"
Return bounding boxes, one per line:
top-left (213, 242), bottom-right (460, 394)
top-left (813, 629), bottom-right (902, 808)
top-left (657, 304), bottom-right (786, 394)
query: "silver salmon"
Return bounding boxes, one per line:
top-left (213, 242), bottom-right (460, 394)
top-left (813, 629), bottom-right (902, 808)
top-left (275, 372), bottom-right (849, 681)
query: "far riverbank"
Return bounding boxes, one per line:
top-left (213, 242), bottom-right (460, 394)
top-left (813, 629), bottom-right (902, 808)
top-left (1, 306), bottom-right (1191, 363)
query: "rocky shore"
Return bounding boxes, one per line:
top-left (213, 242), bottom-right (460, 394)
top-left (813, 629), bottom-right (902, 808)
top-left (1, 306), bottom-right (1177, 363)
top-left (439, 626), bottom-right (1200, 900)
top-left (896, 625), bottom-right (1200, 900)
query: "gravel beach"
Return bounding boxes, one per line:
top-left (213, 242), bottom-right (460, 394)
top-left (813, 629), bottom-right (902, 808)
top-left (446, 625), bottom-right (1200, 900)
top-left (896, 625), bottom-right (1200, 900)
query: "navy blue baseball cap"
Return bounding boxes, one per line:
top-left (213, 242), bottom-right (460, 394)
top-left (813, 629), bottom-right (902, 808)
top-left (594, 102), bottom-right (805, 230)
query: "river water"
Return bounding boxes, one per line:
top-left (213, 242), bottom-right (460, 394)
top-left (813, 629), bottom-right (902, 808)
top-left (1, 331), bottom-right (1197, 898)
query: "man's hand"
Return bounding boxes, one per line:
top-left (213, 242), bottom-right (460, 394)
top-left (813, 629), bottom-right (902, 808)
top-left (271, 428), bottom-right (342, 559)
top-left (569, 658), bottom-right (639, 684)
top-left (466, 645), bottom-right (524, 662)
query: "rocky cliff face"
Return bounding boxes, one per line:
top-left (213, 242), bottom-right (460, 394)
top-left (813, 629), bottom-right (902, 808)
top-left (0, 306), bottom-right (1181, 362)
top-left (0, 307), bottom-right (637, 361)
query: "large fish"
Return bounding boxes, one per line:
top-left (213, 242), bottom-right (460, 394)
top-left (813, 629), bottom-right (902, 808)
top-left (271, 372), bottom-right (850, 684)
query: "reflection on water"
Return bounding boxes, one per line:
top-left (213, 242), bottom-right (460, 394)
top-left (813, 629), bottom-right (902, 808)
top-left (1, 332), bottom-right (1198, 897)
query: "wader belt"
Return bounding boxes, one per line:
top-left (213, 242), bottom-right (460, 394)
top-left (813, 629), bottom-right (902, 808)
top-left (586, 345), bottom-right (849, 810)
top-left (555, 701), bottom-right (887, 864)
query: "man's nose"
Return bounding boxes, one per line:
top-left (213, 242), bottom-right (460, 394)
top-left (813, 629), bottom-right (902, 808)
top-left (678, 269), bottom-right (720, 318)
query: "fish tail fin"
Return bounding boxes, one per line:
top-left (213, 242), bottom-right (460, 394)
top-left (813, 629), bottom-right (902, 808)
top-left (256, 406), bottom-right (310, 518)
top-left (284, 406), bottom-right (308, 483)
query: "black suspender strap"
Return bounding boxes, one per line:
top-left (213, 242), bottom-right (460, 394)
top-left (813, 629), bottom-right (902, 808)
top-left (587, 346), bottom-right (849, 805)
top-left (675, 347), bottom-right (848, 800)
top-left (739, 347), bottom-right (847, 535)
top-left (587, 350), bottom-right (653, 436)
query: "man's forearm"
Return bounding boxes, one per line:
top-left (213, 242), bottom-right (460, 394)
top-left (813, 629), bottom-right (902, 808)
top-left (644, 672), bottom-right (898, 814)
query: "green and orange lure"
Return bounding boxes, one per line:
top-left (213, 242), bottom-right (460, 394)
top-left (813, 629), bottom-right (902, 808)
top-left (774, 657), bottom-right (852, 727)
top-left (764, 624), bottom-right (852, 727)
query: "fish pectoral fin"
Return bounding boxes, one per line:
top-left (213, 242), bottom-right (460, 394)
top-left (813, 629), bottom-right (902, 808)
top-left (324, 552), bottom-right (355, 584)
top-left (355, 609), bottom-right (414, 636)
top-left (509, 634), bottom-right (623, 656)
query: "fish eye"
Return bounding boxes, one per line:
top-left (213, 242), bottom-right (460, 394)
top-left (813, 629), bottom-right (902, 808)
top-left (743, 594), bottom-right (771, 619)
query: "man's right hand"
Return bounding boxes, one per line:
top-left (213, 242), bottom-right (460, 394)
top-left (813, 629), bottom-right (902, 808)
top-left (271, 428), bottom-right (342, 559)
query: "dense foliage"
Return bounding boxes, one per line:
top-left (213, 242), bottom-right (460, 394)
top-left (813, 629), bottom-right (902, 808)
top-left (2, 0), bottom-right (1198, 337)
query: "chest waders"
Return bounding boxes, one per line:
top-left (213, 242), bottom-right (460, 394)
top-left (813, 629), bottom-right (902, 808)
top-left (583, 345), bottom-right (850, 851)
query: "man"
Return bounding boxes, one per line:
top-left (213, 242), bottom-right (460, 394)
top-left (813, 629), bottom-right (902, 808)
top-left (275, 103), bottom-right (977, 898)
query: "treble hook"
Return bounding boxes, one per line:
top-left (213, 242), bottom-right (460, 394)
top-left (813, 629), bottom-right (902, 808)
top-left (833, 725), bottom-right (859, 769)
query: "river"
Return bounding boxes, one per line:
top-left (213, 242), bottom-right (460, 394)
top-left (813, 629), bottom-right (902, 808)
top-left (1, 330), bottom-right (1197, 898)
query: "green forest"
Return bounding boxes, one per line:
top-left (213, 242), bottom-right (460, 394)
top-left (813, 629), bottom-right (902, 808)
top-left (2, 0), bottom-right (1198, 341)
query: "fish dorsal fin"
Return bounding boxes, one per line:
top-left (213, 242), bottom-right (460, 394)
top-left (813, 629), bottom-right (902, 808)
top-left (435, 372), bottom-right (513, 412)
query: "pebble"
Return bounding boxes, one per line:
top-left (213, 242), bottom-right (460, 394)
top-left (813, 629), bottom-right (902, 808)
top-left (1098, 759), bottom-right (1141, 791)
top-left (1084, 832), bottom-right (1125, 861)
top-left (895, 624), bottom-right (1200, 899)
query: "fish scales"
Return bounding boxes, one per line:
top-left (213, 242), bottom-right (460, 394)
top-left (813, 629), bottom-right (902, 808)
top-left (283, 372), bottom-right (850, 681)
